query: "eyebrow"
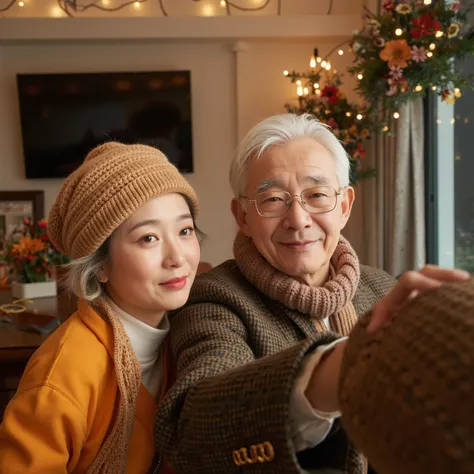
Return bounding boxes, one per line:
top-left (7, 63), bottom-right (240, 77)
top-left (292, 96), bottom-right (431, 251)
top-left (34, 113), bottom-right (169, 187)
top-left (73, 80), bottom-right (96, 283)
top-left (128, 213), bottom-right (193, 233)
top-left (255, 176), bottom-right (330, 193)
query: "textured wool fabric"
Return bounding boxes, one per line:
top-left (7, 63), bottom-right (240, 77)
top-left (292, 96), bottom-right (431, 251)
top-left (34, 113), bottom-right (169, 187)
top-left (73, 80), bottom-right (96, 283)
top-left (233, 232), bottom-right (360, 335)
top-left (339, 278), bottom-right (474, 474)
top-left (48, 142), bottom-right (199, 259)
top-left (156, 258), bottom-right (396, 474)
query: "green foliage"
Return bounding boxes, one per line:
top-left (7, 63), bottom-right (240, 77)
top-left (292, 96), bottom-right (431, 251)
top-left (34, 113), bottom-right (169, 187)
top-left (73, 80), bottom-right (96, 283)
top-left (350, 0), bottom-right (474, 118)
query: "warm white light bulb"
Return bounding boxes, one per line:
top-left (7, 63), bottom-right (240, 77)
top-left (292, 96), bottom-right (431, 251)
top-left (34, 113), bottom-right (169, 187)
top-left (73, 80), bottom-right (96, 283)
top-left (316, 57), bottom-right (322, 63)
top-left (134, 1), bottom-right (140, 8)
top-left (297, 86), bottom-right (304, 96)
top-left (18, 1), bottom-right (24, 6)
top-left (283, 70), bottom-right (289, 76)
top-left (394, 112), bottom-right (400, 119)
top-left (338, 49), bottom-right (344, 56)
top-left (436, 31), bottom-right (443, 38)
top-left (325, 63), bottom-right (331, 71)
top-left (427, 51), bottom-right (433, 58)
top-left (432, 85), bottom-right (437, 91)
top-left (296, 80), bottom-right (302, 85)
top-left (220, 0), bottom-right (226, 6)
top-left (303, 87), bottom-right (309, 96)
top-left (451, 118), bottom-right (455, 124)
top-left (415, 85), bottom-right (423, 92)
top-left (395, 28), bottom-right (403, 36)
top-left (357, 73), bottom-right (363, 80)
top-left (314, 83), bottom-right (320, 89)
top-left (424, 0), bottom-right (432, 4)
top-left (346, 112), bottom-right (352, 117)
top-left (383, 125), bottom-right (389, 132)
top-left (429, 43), bottom-right (436, 50)
top-left (310, 56), bottom-right (316, 68)
top-left (321, 60), bottom-right (327, 68)
top-left (356, 114), bottom-right (363, 120)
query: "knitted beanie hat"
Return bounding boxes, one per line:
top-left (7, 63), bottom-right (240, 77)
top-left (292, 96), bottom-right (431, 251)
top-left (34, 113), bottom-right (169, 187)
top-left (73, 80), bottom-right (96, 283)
top-left (48, 142), bottom-right (198, 260)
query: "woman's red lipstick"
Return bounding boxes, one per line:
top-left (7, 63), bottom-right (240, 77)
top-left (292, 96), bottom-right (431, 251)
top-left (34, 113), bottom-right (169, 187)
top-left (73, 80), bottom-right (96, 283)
top-left (160, 276), bottom-right (187, 290)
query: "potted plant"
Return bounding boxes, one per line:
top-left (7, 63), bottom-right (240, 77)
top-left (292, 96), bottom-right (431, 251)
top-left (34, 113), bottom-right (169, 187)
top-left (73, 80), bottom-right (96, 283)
top-left (1, 218), bottom-right (71, 299)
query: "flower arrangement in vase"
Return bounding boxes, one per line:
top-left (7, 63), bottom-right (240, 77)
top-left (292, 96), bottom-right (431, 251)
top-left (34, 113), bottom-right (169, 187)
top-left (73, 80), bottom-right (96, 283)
top-left (1, 218), bottom-right (70, 298)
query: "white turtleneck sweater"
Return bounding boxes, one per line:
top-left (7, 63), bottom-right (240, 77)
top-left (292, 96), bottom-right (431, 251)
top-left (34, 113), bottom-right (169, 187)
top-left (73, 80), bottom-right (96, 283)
top-left (106, 297), bottom-right (170, 399)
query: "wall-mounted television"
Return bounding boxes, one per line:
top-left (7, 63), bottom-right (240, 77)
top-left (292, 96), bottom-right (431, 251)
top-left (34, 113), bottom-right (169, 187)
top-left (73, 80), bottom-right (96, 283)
top-left (16, 71), bottom-right (194, 179)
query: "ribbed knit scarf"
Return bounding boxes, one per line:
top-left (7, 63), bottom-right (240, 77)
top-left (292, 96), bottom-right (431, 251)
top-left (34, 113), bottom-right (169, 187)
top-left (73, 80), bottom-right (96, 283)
top-left (233, 232), bottom-right (361, 336)
top-left (86, 297), bottom-right (142, 474)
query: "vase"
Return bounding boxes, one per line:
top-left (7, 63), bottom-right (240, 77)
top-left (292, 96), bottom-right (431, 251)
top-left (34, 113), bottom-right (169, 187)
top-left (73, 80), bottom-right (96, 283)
top-left (12, 280), bottom-right (57, 299)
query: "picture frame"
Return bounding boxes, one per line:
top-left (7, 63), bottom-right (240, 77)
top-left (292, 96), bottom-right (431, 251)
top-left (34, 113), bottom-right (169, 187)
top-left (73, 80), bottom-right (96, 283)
top-left (0, 190), bottom-right (45, 254)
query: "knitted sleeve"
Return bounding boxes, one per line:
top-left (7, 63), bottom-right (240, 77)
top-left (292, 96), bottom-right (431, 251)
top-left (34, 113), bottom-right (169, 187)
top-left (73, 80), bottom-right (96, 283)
top-left (339, 278), bottom-right (474, 474)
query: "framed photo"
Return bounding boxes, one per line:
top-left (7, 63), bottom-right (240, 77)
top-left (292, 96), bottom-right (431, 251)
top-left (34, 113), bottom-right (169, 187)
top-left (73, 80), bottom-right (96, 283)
top-left (0, 191), bottom-right (44, 253)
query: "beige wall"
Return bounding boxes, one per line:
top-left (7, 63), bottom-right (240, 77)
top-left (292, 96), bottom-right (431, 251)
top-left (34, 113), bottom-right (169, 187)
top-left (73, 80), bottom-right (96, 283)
top-left (0, 3), bottom-right (368, 265)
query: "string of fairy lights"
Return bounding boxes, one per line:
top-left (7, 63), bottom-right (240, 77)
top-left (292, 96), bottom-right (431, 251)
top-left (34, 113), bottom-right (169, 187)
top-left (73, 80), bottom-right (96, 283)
top-left (0, 0), bottom-right (283, 16)
top-left (281, 0), bottom-right (464, 127)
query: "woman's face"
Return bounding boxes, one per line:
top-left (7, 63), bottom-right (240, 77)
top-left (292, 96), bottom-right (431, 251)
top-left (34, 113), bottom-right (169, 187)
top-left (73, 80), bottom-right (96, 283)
top-left (99, 194), bottom-right (200, 327)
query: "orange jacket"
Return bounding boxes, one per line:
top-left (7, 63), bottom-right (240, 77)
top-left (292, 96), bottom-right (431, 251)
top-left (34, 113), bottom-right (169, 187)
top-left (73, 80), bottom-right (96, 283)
top-left (0, 301), bottom-right (174, 474)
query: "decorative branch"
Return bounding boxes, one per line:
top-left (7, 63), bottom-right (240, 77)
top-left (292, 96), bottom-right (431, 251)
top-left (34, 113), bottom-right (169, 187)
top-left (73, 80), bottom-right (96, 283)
top-left (3, 0), bottom-right (281, 16)
top-left (0, 0), bottom-right (17, 13)
top-left (327, 0), bottom-right (333, 15)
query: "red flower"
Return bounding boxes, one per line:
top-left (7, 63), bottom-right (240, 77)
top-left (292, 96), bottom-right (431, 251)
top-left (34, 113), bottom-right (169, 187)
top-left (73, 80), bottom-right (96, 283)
top-left (383, 0), bottom-right (394, 11)
top-left (327, 118), bottom-right (339, 130)
top-left (39, 234), bottom-right (49, 242)
top-left (37, 219), bottom-right (48, 229)
top-left (321, 85), bottom-right (340, 105)
top-left (22, 217), bottom-right (30, 225)
top-left (410, 14), bottom-right (441, 39)
top-left (357, 143), bottom-right (366, 158)
top-left (35, 268), bottom-right (41, 273)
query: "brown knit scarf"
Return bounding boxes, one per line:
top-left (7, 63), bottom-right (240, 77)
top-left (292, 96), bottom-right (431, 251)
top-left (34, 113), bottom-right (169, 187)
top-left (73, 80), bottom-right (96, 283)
top-left (86, 297), bottom-right (142, 474)
top-left (233, 232), bottom-right (361, 336)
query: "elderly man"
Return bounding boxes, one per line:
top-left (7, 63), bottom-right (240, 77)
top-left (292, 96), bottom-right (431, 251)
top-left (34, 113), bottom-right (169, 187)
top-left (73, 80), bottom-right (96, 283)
top-left (156, 113), bottom-right (470, 473)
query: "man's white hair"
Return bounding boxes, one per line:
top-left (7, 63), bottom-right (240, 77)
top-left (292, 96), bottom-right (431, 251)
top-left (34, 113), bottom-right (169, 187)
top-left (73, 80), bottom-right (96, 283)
top-left (229, 113), bottom-right (351, 196)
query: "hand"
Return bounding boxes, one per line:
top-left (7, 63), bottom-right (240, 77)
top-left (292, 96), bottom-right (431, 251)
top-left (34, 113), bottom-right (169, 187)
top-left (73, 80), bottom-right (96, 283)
top-left (367, 265), bottom-right (471, 334)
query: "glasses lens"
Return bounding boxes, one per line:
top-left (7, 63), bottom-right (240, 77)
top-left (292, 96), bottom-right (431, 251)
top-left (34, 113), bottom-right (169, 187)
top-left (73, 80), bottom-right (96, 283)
top-left (256, 191), bottom-right (289, 217)
top-left (301, 186), bottom-right (337, 213)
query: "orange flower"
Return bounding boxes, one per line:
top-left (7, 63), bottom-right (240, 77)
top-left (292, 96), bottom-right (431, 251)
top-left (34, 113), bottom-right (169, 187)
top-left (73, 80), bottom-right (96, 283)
top-left (380, 40), bottom-right (412, 68)
top-left (11, 236), bottom-right (46, 257)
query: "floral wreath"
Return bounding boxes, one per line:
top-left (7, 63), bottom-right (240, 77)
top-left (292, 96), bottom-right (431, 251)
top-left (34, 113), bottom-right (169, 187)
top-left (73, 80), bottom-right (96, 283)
top-left (349, 0), bottom-right (474, 119)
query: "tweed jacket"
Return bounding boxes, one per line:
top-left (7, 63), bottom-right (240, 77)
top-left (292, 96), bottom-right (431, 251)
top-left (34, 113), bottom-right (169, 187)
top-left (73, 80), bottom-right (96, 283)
top-left (156, 260), bottom-right (396, 474)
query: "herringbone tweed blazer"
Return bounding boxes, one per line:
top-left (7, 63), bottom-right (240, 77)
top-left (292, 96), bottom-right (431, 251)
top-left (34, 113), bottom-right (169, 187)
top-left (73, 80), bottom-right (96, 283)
top-left (156, 260), bottom-right (396, 474)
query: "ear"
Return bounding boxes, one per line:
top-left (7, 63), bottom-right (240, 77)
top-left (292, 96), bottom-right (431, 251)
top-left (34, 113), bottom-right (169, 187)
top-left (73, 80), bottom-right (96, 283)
top-left (231, 198), bottom-right (252, 237)
top-left (97, 267), bottom-right (109, 284)
top-left (339, 186), bottom-right (355, 231)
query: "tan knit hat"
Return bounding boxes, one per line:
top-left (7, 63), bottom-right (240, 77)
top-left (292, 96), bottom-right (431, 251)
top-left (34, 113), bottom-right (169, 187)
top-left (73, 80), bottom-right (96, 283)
top-left (48, 142), bottom-right (198, 260)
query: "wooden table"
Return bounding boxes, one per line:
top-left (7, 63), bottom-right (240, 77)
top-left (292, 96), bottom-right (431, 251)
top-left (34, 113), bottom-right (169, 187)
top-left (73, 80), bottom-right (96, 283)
top-left (0, 288), bottom-right (77, 418)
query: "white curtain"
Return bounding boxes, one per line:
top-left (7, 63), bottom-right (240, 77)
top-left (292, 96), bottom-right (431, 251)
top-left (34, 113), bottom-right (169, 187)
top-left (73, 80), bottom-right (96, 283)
top-left (344, 98), bottom-right (426, 276)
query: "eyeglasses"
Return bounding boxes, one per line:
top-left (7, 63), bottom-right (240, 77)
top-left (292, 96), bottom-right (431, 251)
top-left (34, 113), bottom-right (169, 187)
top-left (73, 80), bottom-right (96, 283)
top-left (241, 186), bottom-right (343, 218)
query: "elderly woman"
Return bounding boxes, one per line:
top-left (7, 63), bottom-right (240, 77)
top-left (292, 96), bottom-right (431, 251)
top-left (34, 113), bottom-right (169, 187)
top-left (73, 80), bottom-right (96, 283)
top-left (156, 114), bottom-right (470, 474)
top-left (0, 143), bottom-right (200, 474)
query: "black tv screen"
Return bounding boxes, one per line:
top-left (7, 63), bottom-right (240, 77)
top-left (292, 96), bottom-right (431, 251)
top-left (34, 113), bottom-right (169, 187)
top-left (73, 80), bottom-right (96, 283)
top-left (16, 71), bottom-right (194, 179)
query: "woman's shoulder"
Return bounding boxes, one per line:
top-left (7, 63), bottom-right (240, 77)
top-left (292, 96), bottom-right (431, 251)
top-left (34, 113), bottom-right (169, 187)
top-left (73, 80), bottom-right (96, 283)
top-left (17, 308), bottom-right (115, 411)
top-left (189, 259), bottom-right (260, 302)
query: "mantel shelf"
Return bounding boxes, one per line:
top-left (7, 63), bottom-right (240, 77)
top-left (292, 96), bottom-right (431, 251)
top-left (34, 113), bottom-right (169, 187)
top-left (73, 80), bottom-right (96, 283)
top-left (0, 15), bottom-right (360, 42)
